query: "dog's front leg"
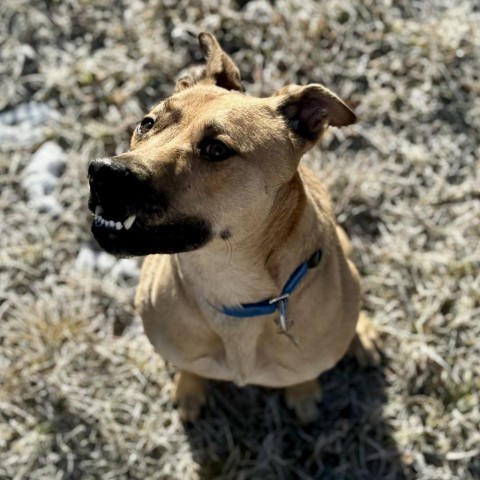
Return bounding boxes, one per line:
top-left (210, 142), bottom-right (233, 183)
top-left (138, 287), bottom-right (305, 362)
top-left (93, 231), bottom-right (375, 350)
top-left (172, 370), bottom-right (208, 422)
top-left (348, 312), bottom-right (381, 367)
top-left (284, 378), bottom-right (323, 424)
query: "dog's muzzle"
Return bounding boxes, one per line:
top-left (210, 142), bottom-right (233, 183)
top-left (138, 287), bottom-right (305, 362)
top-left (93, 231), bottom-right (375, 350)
top-left (88, 158), bottom-right (140, 217)
top-left (87, 157), bottom-right (212, 257)
top-left (88, 157), bottom-right (157, 232)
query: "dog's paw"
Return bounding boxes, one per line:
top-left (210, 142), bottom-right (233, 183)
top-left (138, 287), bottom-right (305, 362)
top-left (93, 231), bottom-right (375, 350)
top-left (172, 371), bottom-right (208, 423)
top-left (284, 379), bottom-right (322, 425)
top-left (348, 312), bottom-right (381, 368)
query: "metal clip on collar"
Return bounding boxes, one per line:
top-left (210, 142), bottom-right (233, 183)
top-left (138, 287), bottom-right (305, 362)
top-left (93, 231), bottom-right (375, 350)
top-left (219, 249), bottom-right (323, 347)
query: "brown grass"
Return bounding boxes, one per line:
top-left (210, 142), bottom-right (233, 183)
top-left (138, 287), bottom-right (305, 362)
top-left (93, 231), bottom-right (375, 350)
top-left (1, 0), bottom-right (479, 478)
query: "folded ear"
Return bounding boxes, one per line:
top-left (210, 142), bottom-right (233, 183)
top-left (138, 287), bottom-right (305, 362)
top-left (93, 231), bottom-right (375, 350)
top-left (174, 33), bottom-right (244, 93)
top-left (277, 84), bottom-right (356, 141)
top-left (198, 32), bottom-right (244, 92)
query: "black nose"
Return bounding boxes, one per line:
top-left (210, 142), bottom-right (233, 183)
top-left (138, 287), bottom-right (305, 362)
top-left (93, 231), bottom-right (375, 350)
top-left (88, 158), bottom-right (141, 214)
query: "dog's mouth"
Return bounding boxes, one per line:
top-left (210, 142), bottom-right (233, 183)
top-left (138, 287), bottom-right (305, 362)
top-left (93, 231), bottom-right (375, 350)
top-left (89, 202), bottom-right (213, 257)
top-left (93, 206), bottom-right (137, 232)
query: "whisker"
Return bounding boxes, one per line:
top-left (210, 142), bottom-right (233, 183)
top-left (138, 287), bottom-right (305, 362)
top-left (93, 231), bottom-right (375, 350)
top-left (224, 237), bottom-right (233, 265)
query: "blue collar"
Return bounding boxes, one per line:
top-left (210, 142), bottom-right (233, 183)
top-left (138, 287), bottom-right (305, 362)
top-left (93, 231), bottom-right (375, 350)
top-left (220, 249), bottom-right (322, 322)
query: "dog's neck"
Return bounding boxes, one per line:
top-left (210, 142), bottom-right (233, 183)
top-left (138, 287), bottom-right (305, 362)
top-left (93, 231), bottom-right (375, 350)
top-left (175, 172), bottom-right (323, 310)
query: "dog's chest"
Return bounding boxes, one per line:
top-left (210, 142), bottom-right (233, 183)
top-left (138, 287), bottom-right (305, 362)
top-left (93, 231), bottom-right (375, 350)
top-left (206, 312), bottom-right (266, 386)
top-left (138, 254), bottom-right (355, 388)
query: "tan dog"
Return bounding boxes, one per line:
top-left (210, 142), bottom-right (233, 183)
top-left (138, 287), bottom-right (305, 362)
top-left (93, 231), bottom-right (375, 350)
top-left (88, 33), bottom-right (379, 424)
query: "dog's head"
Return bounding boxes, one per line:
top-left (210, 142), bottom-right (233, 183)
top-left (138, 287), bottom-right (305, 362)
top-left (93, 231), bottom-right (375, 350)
top-left (88, 33), bottom-right (355, 257)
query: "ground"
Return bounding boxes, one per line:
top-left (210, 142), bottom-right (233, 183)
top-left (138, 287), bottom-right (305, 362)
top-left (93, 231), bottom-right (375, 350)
top-left (1, 0), bottom-right (479, 479)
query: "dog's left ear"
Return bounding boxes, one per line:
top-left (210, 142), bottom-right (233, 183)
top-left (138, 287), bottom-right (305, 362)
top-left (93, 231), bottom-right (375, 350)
top-left (277, 84), bottom-right (356, 141)
top-left (197, 32), bottom-right (244, 92)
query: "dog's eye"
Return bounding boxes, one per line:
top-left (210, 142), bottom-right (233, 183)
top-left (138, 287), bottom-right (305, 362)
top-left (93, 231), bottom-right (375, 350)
top-left (200, 139), bottom-right (235, 162)
top-left (138, 117), bottom-right (155, 135)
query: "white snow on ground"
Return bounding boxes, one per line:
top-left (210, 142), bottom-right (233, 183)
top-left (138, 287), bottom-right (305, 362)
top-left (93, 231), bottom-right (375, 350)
top-left (75, 245), bottom-right (140, 283)
top-left (21, 141), bottom-right (66, 216)
top-left (0, 101), bottom-right (58, 151)
top-left (18, 135), bottom-right (139, 283)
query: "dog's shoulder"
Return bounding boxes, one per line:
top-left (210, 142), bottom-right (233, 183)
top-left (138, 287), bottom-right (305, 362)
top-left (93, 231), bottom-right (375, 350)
top-left (298, 163), bottom-right (335, 219)
top-left (134, 254), bottom-right (173, 317)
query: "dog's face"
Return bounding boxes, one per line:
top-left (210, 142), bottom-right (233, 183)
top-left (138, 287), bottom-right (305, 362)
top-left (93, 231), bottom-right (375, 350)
top-left (88, 33), bottom-right (355, 257)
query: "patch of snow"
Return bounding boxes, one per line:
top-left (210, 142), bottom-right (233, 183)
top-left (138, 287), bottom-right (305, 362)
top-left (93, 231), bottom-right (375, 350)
top-left (0, 102), bottom-right (58, 150)
top-left (74, 245), bottom-right (140, 283)
top-left (28, 195), bottom-right (63, 216)
top-left (21, 141), bottom-right (66, 216)
top-left (96, 252), bottom-right (117, 272)
top-left (75, 246), bottom-right (97, 272)
top-left (24, 141), bottom-right (65, 177)
top-left (111, 258), bottom-right (140, 283)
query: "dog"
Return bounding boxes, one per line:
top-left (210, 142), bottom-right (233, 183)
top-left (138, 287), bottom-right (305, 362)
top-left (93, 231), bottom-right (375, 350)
top-left (88, 33), bottom-right (380, 424)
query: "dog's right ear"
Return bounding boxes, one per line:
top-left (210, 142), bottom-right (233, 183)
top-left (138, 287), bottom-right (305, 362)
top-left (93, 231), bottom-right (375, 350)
top-left (277, 84), bottom-right (356, 141)
top-left (175, 33), bottom-right (244, 93)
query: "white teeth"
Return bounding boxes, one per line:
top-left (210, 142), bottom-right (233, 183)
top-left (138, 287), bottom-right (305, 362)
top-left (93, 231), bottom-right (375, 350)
top-left (123, 215), bottom-right (136, 230)
top-left (94, 209), bottom-right (136, 231)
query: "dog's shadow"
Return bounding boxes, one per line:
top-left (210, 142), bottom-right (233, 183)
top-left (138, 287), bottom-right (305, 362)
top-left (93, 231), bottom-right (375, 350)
top-left (184, 358), bottom-right (412, 480)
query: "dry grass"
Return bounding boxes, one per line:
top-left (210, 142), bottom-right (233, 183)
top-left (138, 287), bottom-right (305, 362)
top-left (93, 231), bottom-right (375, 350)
top-left (1, 0), bottom-right (479, 479)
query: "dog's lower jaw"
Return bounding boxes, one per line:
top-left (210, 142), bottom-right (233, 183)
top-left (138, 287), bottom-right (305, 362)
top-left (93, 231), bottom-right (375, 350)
top-left (91, 215), bottom-right (213, 257)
